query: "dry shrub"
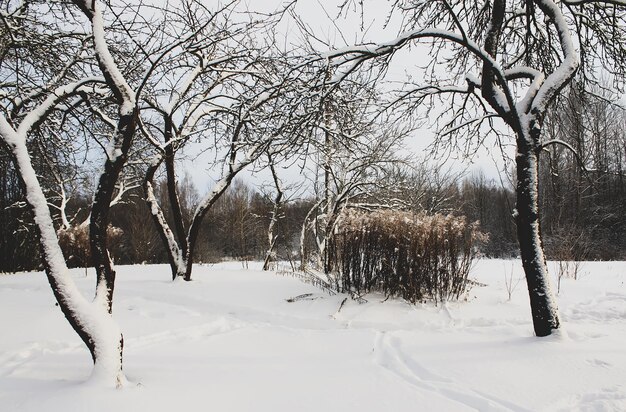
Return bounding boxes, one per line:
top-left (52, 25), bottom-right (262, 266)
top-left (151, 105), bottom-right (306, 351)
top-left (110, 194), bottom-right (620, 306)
top-left (328, 209), bottom-right (486, 304)
top-left (58, 224), bottom-right (123, 268)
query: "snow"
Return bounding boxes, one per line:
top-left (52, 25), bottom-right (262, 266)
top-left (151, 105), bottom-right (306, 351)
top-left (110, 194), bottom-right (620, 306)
top-left (87, 0), bottom-right (136, 115)
top-left (144, 179), bottom-right (185, 272)
top-left (14, 78), bottom-right (103, 137)
top-left (530, 0), bottom-right (579, 115)
top-left (1, 259), bottom-right (625, 411)
top-left (2, 105), bottom-right (125, 387)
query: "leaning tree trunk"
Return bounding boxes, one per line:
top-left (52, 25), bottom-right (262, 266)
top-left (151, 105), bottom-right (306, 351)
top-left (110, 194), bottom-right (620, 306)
top-left (72, 0), bottom-right (139, 381)
top-left (515, 127), bottom-right (560, 337)
top-left (140, 114), bottom-right (190, 281)
top-left (184, 174), bottom-right (237, 281)
top-left (143, 156), bottom-right (186, 280)
top-left (87, 109), bottom-right (135, 385)
top-left (0, 121), bottom-right (124, 386)
top-left (163, 117), bottom-right (188, 260)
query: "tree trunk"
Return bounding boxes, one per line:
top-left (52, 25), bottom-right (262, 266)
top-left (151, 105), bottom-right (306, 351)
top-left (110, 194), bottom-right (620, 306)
top-left (262, 237), bottom-right (278, 271)
top-left (163, 117), bottom-right (188, 257)
top-left (73, 0), bottom-right (138, 316)
top-left (143, 157), bottom-right (186, 280)
top-left (1, 124), bottom-right (124, 385)
top-left (184, 175), bottom-right (236, 280)
top-left (515, 129), bottom-right (560, 337)
top-left (88, 112), bottom-right (134, 382)
top-left (90, 112), bottom-right (136, 312)
top-left (263, 161), bottom-right (283, 271)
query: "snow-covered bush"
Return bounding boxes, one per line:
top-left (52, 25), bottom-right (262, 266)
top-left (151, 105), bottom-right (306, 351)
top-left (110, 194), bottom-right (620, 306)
top-left (328, 209), bottom-right (485, 304)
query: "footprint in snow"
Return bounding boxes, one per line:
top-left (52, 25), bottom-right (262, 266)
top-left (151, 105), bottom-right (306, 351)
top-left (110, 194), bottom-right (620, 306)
top-left (586, 358), bottom-right (612, 368)
top-left (549, 386), bottom-right (626, 412)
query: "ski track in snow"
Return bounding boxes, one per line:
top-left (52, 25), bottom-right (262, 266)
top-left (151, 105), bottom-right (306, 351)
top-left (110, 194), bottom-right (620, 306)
top-left (0, 341), bottom-right (79, 378)
top-left (1, 261), bottom-right (625, 411)
top-left (125, 317), bottom-right (248, 350)
top-left (373, 332), bottom-right (532, 412)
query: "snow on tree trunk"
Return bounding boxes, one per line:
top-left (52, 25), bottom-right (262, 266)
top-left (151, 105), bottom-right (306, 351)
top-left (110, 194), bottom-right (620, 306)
top-left (515, 126), bottom-right (560, 336)
top-left (143, 157), bottom-right (186, 280)
top-left (71, 0), bottom-right (137, 315)
top-left (263, 207), bottom-right (280, 271)
top-left (163, 118), bottom-right (189, 260)
top-left (90, 130), bottom-right (134, 312)
top-left (70, 0), bottom-right (137, 382)
top-left (0, 120), bottom-right (124, 386)
top-left (263, 162), bottom-right (283, 271)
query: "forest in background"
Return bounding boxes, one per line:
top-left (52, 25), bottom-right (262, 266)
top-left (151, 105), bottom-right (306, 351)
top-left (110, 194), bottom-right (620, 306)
top-left (3, 79), bottom-right (624, 274)
top-left (0, 0), bottom-right (625, 364)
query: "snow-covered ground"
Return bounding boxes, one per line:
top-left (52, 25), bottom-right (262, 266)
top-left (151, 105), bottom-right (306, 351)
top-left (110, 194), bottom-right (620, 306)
top-left (0, 259), bottom-right (624, 411)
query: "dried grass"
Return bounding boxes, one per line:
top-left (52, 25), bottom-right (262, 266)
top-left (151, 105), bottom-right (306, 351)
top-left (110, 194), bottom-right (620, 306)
top-left (328, 209), bottom-right (486, 304)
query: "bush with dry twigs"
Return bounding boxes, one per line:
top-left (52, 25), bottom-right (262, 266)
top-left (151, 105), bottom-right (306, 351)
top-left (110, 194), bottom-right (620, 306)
top-left (328, 209), bottom-right (486, 304)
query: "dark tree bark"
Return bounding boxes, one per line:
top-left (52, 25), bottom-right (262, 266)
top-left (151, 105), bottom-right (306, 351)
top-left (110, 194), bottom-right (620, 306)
top-left (141, 115), bottom-right (190, 280)
top-left (90, 113), bottom-right (136, 313)
top-left (184, 173), bottom-right (237, 280)
top-left (1, 105), bottom-right (126, 383)
top-left (73, 0), bottom-right (139, 376)
top-left (479, 0), bottom-right (563, 336)
top-left (515, 127), bottom-right (560, 336)
top-left (163, 117), bottom-right (188, 257)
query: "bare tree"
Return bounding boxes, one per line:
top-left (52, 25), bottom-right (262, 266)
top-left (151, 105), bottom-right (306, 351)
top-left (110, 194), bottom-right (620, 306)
top-left (134, 0), bottom-right (315, 280)
top-left (262, 154), bottom-right (285, 271)
top-left (0, 0), bottom-right (136, 384)
top-left (382, 160), bottom-right (464, 215)
top-left (541, 84), bottom-right (626, 260)
top-left (461, 172), bottom-right (517, 257)
top-left (316, 0), bottom-right (626, 336)
top-left (299, 101), bottom-right (412, 273)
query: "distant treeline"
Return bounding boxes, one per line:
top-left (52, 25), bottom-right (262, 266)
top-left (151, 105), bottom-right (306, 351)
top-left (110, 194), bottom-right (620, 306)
top-left (2, 158), bottom-right (623, 274)
top-left (2, 81), bottom-right (625, 271)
